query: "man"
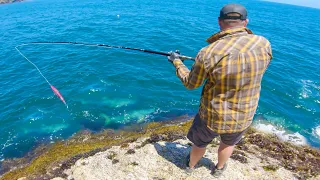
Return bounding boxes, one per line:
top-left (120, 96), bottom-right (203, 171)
top-left (168, 4), bottom-right (272, 177)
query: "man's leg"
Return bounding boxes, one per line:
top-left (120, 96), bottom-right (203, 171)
top-left (189, 144), bottom-right (206, 168)
top-left (217, 142), bottom-right (234, 169)
top-left (186, 114), bottom-right (218, 169)
top-left (216, 130), bottom-right (246, 169)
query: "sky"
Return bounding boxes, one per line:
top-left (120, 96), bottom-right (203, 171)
top-left (263, 0), bottom-right (320, 9)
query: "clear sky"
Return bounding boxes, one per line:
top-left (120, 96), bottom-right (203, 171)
top-left (263, 0), bottom-right (320, 9)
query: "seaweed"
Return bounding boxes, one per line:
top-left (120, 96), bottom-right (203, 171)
top-left (230, 150), bottom-right (248, 163)
top-left (245, 132), bottom-right (320, 179)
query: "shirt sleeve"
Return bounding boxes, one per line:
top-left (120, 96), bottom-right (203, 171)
top-left (173, 49), bottom-right (207, 90)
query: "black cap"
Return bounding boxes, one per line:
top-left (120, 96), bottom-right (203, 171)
top-left (219, 4), bottom-right (247, 20)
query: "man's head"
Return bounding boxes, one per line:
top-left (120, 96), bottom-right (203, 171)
top-left (218, 4), bottom-right (249, 30)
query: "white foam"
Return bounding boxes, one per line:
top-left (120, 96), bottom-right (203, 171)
top-left (300, 89), bottom-right (310, 99)
top-left (90, 88), bottom-right (100, 92)
top-left (30, 117), bottom-right (40, 122)
top-left (154, 108), bottom-right (169, 115)
top-left (83, 111), bottom-right (90, 117)
top-left (312, 126), bottom-right (320, 139)
top-left (254, 123), bottom-right (308, 146)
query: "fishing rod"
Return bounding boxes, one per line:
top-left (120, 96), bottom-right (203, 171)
top-left (15, 42), bottom-right (195, 107)
top-left (17, 42), bottom-right (196, 61)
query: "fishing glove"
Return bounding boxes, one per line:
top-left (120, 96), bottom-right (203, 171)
top-left (167, 51), bottom-right (181, 64)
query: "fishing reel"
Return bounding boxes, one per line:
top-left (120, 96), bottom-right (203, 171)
top-left (169, 50), bottom-right (193, 61)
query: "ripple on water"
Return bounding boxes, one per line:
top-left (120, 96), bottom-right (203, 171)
top-left (298, 80), bottom-right (320, 99)
top-left (1, 0), bottom-right (320, 160)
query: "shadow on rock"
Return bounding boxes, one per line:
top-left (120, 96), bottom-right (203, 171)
top-left (154, 142), bottom-right (212, 170)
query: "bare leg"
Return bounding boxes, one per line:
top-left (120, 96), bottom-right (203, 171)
top-left (217, 142), bottom-right (234, 169)
top-left (189, 144), bottom-right (206, 168)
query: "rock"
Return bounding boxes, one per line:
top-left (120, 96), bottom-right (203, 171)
top-left (67, 175), bottom-right (74, 180)
top-left (60, 138), bottom-right (301, 180)
top-left (8, 121), bottom-right (319, 180)
top-left (51, 178), bottom-right (66, 180)
top-left (112, 159), bottom-right (119, 164)
top-left (126, 149), bottom-right (135, 154)
top-left (106, 151), bottom-right (117, 160)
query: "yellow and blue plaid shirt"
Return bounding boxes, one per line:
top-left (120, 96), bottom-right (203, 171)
top-left (173, 27), bottom-right (272, 133)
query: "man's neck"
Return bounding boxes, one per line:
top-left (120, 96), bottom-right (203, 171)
top-left (221, 26), bottom-right (245, 31)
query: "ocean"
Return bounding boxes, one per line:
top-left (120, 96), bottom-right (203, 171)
top-left (0, 0), bottom-right (319, 161)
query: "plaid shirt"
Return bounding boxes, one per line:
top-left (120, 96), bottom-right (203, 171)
top-left (173, 27), bottom-right (272, 133)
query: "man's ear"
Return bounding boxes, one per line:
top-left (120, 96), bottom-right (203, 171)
top-left (244, 19), bottom-right (249, 27)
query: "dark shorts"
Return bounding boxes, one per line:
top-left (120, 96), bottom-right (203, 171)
top-left (187, 114), bottom-right (246, 148)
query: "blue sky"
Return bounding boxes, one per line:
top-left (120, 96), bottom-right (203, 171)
top-left (263, 0), bottom-right (320, 9)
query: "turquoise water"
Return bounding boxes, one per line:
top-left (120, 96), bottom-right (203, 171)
top-left (0, 0), bottom-right (319, 161)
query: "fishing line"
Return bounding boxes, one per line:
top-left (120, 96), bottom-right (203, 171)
top-left (15, 42), bottom-right (195, 108)
top-left (15, 44), bottom-right (68, 108)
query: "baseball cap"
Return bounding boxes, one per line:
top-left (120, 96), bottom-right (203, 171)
top-left (219, 4), bottom-right (247, 20)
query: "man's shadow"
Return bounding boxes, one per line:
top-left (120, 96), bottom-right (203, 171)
top-left (154, 142), bottom-right (212, 170)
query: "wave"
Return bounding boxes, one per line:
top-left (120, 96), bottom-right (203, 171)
top-left (253, 123), bottom-right (308, 146)
top-left (312, 126), bottom-right (320, 139)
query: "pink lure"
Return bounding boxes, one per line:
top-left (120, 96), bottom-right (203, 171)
top-left (50, 85), bottom-right (67, 106)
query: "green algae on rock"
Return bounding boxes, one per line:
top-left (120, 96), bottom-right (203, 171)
top-left (0, 119), bottom-right (319, 180)
top-left (262, 165), bottom-right (280, 172)
top-left (244, 131), bottom-right (320, 179)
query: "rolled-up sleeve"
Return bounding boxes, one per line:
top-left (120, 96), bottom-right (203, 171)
top-left (173, 49), bottom-right (207, 90)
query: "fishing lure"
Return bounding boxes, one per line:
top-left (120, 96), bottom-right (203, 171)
top-left (15, 44), bottom-right (68, 108)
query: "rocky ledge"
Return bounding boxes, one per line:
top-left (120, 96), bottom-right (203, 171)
top-left (0, 119), bottom-right (319, 180)
top-left (0, 0), bottom-right (24, 4)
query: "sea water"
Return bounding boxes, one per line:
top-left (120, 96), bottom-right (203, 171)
top-left (0, 0), bottom-right (319, 161)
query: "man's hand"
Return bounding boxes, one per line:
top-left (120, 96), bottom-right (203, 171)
top-left (167, 51), bottom-right (181, 64)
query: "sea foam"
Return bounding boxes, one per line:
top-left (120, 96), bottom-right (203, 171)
top-left (254, 123), bottom-right (308, 146)
top-left (312, 126), bottom-right (320, 139)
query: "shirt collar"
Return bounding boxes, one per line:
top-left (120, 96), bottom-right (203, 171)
top-left (206, 27), bottom-right (253, 44)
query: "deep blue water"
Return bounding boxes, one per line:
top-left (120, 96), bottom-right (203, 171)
top-left (0, 0), bottom-right (319, 161)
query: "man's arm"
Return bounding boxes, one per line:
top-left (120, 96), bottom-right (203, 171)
top-left (172, 49), bottom-right (207, 90)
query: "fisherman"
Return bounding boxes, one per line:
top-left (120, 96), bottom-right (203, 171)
top-left (168, 4), bottom-right (272, 177)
